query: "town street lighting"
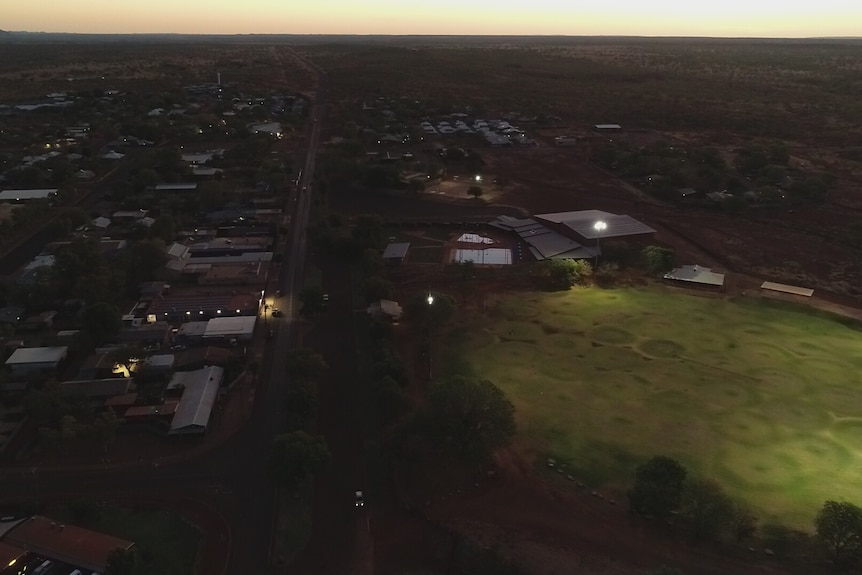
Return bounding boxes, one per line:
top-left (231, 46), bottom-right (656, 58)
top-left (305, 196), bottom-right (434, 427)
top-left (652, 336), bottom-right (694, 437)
top-left (427, 293), bottom-right (434, 380)
top-left (593, 220), bottom-right (607, 268)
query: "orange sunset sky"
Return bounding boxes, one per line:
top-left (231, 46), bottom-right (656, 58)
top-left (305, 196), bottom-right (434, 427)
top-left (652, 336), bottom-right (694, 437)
top-left (3, 1), bottom-right (861, 37)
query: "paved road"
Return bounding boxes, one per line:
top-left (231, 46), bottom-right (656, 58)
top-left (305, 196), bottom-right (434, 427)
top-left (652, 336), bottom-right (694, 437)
top-left (291, 255), bottom-right (367, 575)
top-left (0, 51), bottom-right (329, 575)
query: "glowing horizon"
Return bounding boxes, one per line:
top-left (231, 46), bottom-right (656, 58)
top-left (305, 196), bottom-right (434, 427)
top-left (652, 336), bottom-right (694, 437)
top-left (4, 1), bottom-right (862, 38)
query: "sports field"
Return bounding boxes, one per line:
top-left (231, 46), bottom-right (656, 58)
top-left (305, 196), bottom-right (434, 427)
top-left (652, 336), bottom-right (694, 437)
top-left (456, 287), bottom-right (862, 528)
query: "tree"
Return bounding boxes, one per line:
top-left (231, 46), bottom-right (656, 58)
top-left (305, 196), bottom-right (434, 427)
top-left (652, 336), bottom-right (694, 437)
top-left (729, 501), bottom-right (758, 542)
top-left (299, 286), bottom-right (325, 317)
top-left (267, 431), bottom-right (331, 489)
top-left (641, 245), bottom-right (676, 274)
top-left (815, 500), bottom-right (862, 565)
top-left (82, 302), bottom-right (122, 345)
top-left (677, 477), bottom-right (734, 541)
top-left (284, 379), bottom-right (317, 432)
top-left (149, 215), bottom-right (176, 243)
top-left (90, 408), bottom-right (120, 456)
top-left (373, 375), bottom-right (407, 425)
top-left (536, 259), bottom-right (591, 290)
top-left (422, 376), bottom-right (516, 461)
top-left (467, 185), bottom-right (484, 199)
top-left (105, 547), bottom-right (140, 575)
top-left (361, 276), bottom-right (394, 303)
top-left (628, 456), bottom-right (687, 519)
top-left (285, 348), bottom-right (328, 381)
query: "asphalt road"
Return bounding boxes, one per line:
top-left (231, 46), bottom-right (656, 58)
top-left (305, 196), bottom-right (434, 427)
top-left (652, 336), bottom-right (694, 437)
top-left (0, 51), bottom-right (330, 575)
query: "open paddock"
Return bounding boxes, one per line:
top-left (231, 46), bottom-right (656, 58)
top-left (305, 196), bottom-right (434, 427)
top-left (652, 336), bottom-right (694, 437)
top-left (452, 286), bottom-right (862, 528)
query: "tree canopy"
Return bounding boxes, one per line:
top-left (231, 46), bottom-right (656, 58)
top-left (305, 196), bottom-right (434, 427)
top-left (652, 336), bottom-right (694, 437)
top-left (677, 477), bottom-right (734, 541)
top-left (421, 376), bottom-right (516, 461)
top-left (628, 456), bottom-right (687, 519)
top-left (267, 431), bottom-right (331, 489)
top-left (815, 500), bottom-right (862, 565)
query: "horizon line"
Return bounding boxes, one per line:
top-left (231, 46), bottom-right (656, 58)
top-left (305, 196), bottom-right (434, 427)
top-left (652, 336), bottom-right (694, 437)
top-left (2, 30), bottom-right (862, 41)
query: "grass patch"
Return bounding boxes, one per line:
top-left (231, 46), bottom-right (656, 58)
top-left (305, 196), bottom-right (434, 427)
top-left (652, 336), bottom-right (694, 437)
top-left (274, 484), bottom-right (313, 565)
top-left (454, 286), bottom-right (862, 528)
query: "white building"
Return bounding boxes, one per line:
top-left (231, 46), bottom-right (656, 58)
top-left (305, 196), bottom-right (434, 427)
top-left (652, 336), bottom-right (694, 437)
top-left (5, 346), bottom-right (67, 376)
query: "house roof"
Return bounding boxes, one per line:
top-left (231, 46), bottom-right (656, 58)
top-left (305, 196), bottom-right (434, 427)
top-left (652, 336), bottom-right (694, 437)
top-left (168, 366), bottom-right (224, 434)
top-left (5, 347), bottom-right (67, 366)
top-left (535, 211), bottom-right (655, 240)
top-left (61, 378), bottom-right (133, 399)
top-left (174, 346), bottom-right (234, 370)
top-left (0, 541), bottom-right (27, 568)
top-left (125, 401), bottom-right (178, 418)
top-left (0, 189), bottom-right (58, 200)
top-left (4, 515), bottom-right (134, 573)
top-left (145, 353), bottom-right (175, 369)
top-left (204, 316), bottom-right (257, 338)
top-left (382, 242), bottom-right (410, 259)
top-left (154, 183), bottom-right (197, 192)
top-left (664, 264), bottom-right (725, 287)
top-left (148, 293), bottom-right (259, 318)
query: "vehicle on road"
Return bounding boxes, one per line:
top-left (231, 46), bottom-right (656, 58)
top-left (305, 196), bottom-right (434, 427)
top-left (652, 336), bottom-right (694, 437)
top-left (272, 308), bottom-right (283, 317)
top-left (275, 289), bottom-right (282, 297)
top-left (355, 490), bottom-right (364, 507)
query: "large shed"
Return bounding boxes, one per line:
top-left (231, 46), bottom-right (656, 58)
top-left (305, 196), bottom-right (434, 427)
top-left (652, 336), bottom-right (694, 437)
top-left (663, 264), bottom-right (725, 288)
top-left (5, 347), bottom-right (67, 376)
top-left (203, 316), bottom-right (256, 342)
top-left (168, 366), bottom-right (224, 435)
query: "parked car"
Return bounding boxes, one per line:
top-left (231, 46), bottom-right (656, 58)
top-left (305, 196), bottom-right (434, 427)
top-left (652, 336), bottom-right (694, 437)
top-left (271, 308), bottom-right (283, 317)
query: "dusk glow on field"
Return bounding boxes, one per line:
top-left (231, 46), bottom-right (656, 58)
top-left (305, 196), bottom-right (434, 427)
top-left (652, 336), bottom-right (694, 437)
top-left (4, 0), bottom-right (861, 36)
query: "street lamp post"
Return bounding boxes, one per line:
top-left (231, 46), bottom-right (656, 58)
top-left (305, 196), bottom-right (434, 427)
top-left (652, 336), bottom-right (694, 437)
top-left (593, 220), bottom-right (607, 269)
top-left (427, 293), bottom-right (434, 380)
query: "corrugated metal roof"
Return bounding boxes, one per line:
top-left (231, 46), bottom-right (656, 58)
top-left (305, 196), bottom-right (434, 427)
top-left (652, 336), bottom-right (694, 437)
top-left (168, 366), bottom-right (224, 434)
top-left (383, 242), bottom-right (410, 259)
top-left (560, 214), bottom-right (655, 239)
top-left (664, 265), bottom-right (725, 286)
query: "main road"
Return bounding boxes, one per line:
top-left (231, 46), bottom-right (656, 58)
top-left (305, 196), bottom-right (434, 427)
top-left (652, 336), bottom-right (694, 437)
top-left (0, 50), bottom-right (331, 575)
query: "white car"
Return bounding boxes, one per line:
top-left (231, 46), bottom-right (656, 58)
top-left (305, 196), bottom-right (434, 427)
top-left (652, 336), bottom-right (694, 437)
top-left (354, 490), bottom-right (364, 508)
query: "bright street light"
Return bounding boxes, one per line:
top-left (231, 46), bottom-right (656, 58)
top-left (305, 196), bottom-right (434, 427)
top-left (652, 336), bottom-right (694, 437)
top-left (427, 293), bottom-right (434, 380)
top-left (593, 220), bottom-right (607, 268)
top-left (474, 175), bottom-right (482, 183)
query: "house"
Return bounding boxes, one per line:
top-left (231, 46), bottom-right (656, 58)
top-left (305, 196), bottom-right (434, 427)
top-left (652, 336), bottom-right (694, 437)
top-left (138, 281), bottom-right (170, 299)
top-left (167, 366), bottom-right (224, 435)
top-left (677, 188), bottom-right (700, 199)
top-left (0, 189), bottom-right (58, 202)
top-left (174, 346), bottom-right (234, 371)
top-left (382, 242), bottom-right (410, 263)
top-left (91, 216), bottom-right (111, 230)
top-left (203, 316), bottom-right (256, 344)
top-left (554, 136), bottom-right (578, 147)
top-left (0, 306), bottom-right (25, 326)
top-left (2, 516), bottom-right (135, 573)
top-left (154, 183), bottom-right (198, 194)
top-left (5, 346), bottom-right (67, 376)
top-left (60, 378), bottom-right (134, 399)
top-left (250, 122), bottom-right (283, 137)
top-left (367, 300), bottom-right (403, 321)
top-left (112, 209), bottom-right (148, 223)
